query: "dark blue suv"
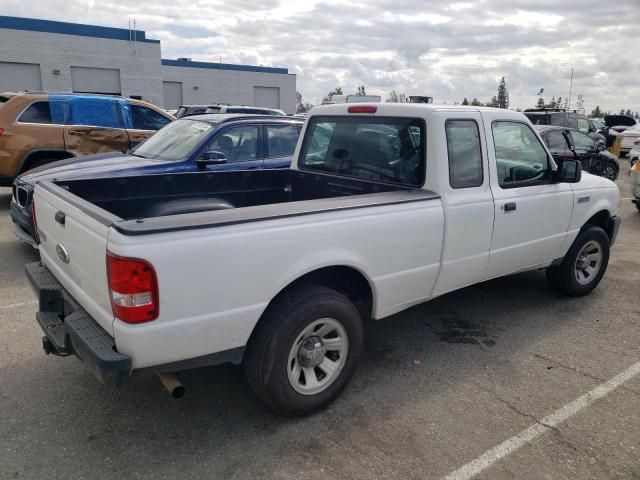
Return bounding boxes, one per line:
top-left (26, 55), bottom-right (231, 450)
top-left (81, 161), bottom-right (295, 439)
top-left (11, 114), bottom-right (303, 246)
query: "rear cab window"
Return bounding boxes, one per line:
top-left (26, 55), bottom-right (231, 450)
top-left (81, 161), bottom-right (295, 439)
top-left (299, 116), bottom-right (425, 187)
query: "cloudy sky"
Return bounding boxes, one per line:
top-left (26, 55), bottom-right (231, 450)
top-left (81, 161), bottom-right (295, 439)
top-left (3, 0), bottom-right (639, 112)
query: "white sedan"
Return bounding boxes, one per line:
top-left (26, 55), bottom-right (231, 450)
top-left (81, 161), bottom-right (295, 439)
top-left (621, 124), bottom-right (640, 155)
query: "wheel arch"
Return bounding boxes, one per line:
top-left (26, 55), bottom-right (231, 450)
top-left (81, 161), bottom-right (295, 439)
top-left (19, 148), bottom-right (74, 174)
top-left (582, 209), bottom-right (614, 241)
top-left (249, 265), bottom-right (376, 346)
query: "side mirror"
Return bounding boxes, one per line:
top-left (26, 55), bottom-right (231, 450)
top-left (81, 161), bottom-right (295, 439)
top-left (557, 159), bottom-right (582, 183)
top-left (197, 151), bottom-right (227, 169)
top-left (596, 141), bottom-right (605, 152)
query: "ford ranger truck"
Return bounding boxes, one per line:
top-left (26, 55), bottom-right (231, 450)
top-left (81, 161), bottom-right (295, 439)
top-left (26, 104), bottom-right (621, 416)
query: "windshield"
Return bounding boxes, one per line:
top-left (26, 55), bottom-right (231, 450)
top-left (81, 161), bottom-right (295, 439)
top-left (132, 119), bottom-right (215, 161)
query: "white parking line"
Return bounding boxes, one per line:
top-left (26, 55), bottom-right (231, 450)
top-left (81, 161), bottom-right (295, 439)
top-left (0, 300), bottom-right (38, 311)
top-left (442, 359), bottom-right (640, 480)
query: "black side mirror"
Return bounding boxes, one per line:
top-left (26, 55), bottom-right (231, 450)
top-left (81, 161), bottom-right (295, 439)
top-left (596, 141), bottom-right (605, 152)
top-left (557, 159), bottom-right (582, 183)
top-left (197, 151), bottom-right (227, 169)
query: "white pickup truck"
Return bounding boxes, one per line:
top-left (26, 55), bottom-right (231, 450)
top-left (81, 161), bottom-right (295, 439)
top-left (27, 103), bottom-right (621, 416)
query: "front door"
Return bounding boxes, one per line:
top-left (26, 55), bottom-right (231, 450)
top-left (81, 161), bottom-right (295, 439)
top-left (125, 103), bottom-right (173, 148)
top-left (486, 120), bottom-right (573, 278)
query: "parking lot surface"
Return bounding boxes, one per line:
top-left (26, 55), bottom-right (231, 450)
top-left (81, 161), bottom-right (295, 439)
top-left (1, 166), bottom-right (639, 480)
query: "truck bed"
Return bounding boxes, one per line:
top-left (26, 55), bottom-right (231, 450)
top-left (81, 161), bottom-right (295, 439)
top-left (44, 169), bottom-right (438, 235)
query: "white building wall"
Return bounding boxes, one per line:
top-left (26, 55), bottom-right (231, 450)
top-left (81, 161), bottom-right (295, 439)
top-left (0, 28), bottom-right (163, 106)
top-left (160, 65), bottom-right (297, 113)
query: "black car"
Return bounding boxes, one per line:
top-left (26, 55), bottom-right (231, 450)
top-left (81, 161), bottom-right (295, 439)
top-left (535, 125), bottom-right (619, 180)
top-left (524, 109), bottom-right (605, 143)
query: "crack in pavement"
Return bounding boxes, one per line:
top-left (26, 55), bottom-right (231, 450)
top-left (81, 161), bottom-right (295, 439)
top-left (533, 353), bottom-right (640, 398)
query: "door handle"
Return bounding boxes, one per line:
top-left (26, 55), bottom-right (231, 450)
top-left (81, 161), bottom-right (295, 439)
top-left (504, 202), bottom-right (517, 212)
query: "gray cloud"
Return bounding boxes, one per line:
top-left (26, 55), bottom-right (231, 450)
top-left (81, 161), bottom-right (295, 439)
top-left (1, 0), bottom-right (638, 112)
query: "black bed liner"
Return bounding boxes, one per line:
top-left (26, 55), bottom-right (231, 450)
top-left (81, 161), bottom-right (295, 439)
top-left (41, 169), bottom-right (440, 236)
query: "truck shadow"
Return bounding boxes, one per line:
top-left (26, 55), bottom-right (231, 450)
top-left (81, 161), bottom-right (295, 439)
top-left (5, 268), bottom-right (602, 478)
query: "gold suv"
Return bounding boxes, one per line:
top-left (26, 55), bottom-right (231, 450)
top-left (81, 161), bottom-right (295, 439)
top-left (0, 92), bottom-right (173, 186)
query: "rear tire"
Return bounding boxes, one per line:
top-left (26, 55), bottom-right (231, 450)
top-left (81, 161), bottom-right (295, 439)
top-left (244, 285), bottom-right (363, 416)
top-left (546, 226), bottom-right (610, 296)
top-left (602, 162), bottom-right (618, 181)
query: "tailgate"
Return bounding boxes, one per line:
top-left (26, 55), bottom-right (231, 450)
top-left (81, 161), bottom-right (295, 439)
top-left (33, 183), bottom-right (115, 334)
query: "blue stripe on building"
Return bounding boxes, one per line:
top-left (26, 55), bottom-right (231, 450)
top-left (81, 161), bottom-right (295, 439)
top-left (161, 59), bottom-right (288, 75)
top-left (0, 15), bottom-right (160, 43)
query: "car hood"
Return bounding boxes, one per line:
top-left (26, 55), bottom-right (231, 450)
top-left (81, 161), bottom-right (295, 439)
top-left (17, 153), bottom-right (169, 185)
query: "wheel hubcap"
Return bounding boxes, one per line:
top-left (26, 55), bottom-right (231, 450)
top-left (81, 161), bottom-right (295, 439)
top-left (574, 240), bottom-right (602, 285)
top-left (287, 318), bottom-right (348, 395)
top-left (604, 166), bottom-right (616, 180)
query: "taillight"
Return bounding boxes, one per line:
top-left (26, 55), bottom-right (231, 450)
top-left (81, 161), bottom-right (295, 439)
top-left (633, 139), bottom-right (640, 146)
top-left (106, 252), bottom-right (159, 323)
top-left (32, 200), bottom-right (40, 245)
top-left (0, 128), bottom-right (4, 136)
top-left (348, 105), bottom-right (377, 114)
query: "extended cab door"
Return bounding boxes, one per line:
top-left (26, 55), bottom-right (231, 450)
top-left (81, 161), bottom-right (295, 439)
top-left (432, 112), bottom-right (495, 296)
top-left (125, 103), bottom-right (173, 148)
top-left (486, 119), bottom-right (573, 278)
top-left (63, 97), bottom-right (129, 157)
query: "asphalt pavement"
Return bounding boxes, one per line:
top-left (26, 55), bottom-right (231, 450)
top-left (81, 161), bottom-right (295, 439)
top-left (1, 165), bottom-right (639, 480)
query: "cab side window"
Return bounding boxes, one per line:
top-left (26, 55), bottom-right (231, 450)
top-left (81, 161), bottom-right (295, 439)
top-left (492, 121), bottom-right (550, 188)
top-left (446, 119), bottom-right (483, 188)
top-left (131, 105), bottom-right (171, 131)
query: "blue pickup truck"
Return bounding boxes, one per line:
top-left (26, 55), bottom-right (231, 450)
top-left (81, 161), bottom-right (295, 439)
top-left (11, 114), bottom-right (303, 246)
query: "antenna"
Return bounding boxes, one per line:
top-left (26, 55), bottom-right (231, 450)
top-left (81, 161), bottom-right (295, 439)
top-left (567, 67), bottom-right (574, 110)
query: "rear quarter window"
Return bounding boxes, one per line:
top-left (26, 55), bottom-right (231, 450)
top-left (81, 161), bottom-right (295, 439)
top-left (299, 115), bottom-right (426, 187)
top-left (18, 101), bottom-right (52, 124)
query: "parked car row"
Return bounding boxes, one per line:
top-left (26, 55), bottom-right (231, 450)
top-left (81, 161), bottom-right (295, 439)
top-left (0, 92), bottom-right (174, 187)
top-left (11, 113), bottom-right (303, 246)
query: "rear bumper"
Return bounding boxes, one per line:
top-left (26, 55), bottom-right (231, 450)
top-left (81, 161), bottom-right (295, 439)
top-left (25, 262), bottom-right (132, 386)
top-left (10, 200), bottom-right (37, 247)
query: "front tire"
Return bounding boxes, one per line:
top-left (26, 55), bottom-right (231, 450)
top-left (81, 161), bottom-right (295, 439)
top-left (244, 285), bottom-right (363, 416)
top-left (546, 226), bottom-right (610, 296)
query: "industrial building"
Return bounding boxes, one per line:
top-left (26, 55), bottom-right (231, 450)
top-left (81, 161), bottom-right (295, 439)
top-left (0, 16), bottom-right (296, 112)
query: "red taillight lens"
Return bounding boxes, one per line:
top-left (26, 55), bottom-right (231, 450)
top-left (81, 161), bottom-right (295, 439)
top-left (633, 139), bottom-right (640, 146)
top-left (106, 252), bottom-right (159, 323)
top-left (32, 201), bottom-right (40, 245)
top-left (0, 128), bottom-right (4, 136)
top-left (348, 105), bottom-right (377, 114)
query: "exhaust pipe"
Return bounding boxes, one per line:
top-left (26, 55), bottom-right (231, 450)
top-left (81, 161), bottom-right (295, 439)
top-left (158, 373), bottom-right (185, 399)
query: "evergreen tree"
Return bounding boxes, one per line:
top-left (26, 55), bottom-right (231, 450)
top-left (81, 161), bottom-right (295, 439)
top-left (497, 77), bottom-right (509, 109)
top-left (462, 97), bottom-right (469, 105)
top-left (536, 97), bottom-right (545, 108)
top-left (322, 86), bottom-right (343, 104)
top-left (470, 97), bottom-right (482, 106)
top-left (590, 106), bottom-right (602, 118)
